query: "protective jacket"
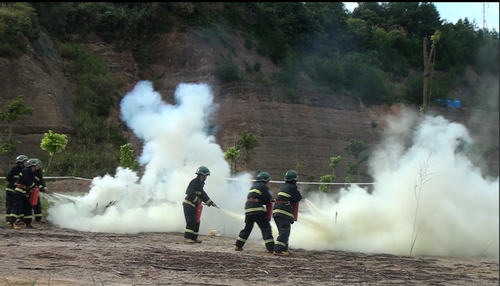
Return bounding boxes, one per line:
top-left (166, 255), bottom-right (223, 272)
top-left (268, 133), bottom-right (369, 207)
top-left (182, 177), bottom-right (214, 208)
top-left (15, 167), bottom-right (36, 195)
top-left (34, 169), bottom-right (47, 192)
top-left (272, 181), bottom-right (302, 223)
top-left (245, 181), bottom-right (273, 216)
top-left (6, 164), bottom-right (23, 192)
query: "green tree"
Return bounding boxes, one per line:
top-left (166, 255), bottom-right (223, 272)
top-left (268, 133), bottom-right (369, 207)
top-left (344, 139), bottom-right (369, 183)
top-left (40, 130), bottom-right (68, 174)
top-left (224, 146), bottom-right (240, 175)
top-left (120, 143), bottom-right (139, 172)
top-left (237, 130), bottom-right (259, 170)
top-left (319, 155), bottom-right (340, 192)
top-left (0, 94), bottom-right (34, 163)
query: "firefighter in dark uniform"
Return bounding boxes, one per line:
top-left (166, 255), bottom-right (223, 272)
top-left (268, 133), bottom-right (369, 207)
top-left (9, 158), bottom-right (39, 230)
top-left (182, 166), bottom-right (217, 243)
top-left (4, 155), bottom-right (28, 225)
top-left (234, 171), bottom-right (275, 252)
top-left (32, 158), bottom-right (50, 223)
top-left (272, 169), bottom-right (304, 256)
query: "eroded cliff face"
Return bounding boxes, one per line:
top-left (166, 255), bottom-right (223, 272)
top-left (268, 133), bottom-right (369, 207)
top-left (0, 31), bottom-right (73, 158)
top-left (0, 29), bottom-right (498, 180)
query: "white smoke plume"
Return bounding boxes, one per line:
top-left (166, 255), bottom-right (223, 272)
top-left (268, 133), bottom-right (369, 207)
top-left (48, 81), bottom-right (252, 236)
top-left (293, 107), bottom-right (499, 258)
top-left (47, 81), bottom-right (499, 259)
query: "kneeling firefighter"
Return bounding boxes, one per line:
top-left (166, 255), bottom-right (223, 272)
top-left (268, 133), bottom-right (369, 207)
top-left (182, 166), bottom-right (217, 243)
top-left (234, 171), bottom-right (275, 252)
top-left (272, 169), bottom-right (304, 256)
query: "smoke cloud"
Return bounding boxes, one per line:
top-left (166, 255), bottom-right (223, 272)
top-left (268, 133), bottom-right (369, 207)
top-left (46, 81), bottom-right (499, 258)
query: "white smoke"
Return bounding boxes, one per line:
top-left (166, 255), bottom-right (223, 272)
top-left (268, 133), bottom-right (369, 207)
top-left (47, 82), bottom-right (499, 259)
top-left (292, 107), bottom-right (499, 258)
top-left (47, 81), bottom-right (251, 236)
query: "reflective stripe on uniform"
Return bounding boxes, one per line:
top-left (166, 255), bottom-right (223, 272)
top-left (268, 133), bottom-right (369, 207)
top-left (183, 200), bottom-right (195, 207)
top-left (14, 187), bottom-right (27, 194)
top-left (185, 229), bottom-right (199, 235)
top-left (245, 207), bottom-right (265, 213)
top-left (249, 189), bottom-right (262, 195)
top-left (237, 237), bottom-right (246, 242)
top-left (275, 241), bottom-right (286, 247)
top-left (273, 209), bottom-right (294, 218)
top-left (277, 192), bottom-right (291, 198)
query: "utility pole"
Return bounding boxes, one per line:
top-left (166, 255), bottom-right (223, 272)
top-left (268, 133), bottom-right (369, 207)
top-left (422, 31), bottom-right (441, 115)
top-left (482, 2), bottom-right (489, 29)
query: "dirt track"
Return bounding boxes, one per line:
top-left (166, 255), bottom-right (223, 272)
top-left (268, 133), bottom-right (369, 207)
top-left (0, 180), bottom-right (498, 285)
top-left (0, 221), bottom-right (498, 286)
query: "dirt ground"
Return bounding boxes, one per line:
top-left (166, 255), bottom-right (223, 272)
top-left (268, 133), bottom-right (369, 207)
top-left (0, 180), bottom-right (498, 286)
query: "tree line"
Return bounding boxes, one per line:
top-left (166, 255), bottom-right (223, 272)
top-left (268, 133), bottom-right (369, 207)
top-left (2, 3), bottom-right (498, 106)
top-left (0, 2), bottom-right (498, 178)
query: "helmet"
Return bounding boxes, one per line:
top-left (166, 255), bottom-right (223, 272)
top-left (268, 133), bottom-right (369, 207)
top-left (256, 171), bottom-right (271, 182)
top-left (284, 169), bottom-right (298, 181)
top-left (26, 158), bottom-right (39, 168)
top-left (32, 158), bottom-right (42, 167)
top-left (16, 155), bottom-right (28, 163)
top-left (195, 166), bottom-right (210, 176)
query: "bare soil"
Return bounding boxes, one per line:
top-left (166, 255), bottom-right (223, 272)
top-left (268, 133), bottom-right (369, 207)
top-left (0, 180), bottom-right (498, 286)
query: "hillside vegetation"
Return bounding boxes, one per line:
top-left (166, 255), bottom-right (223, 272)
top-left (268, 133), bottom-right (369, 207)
top-left (0, 2), bottom-right (498, 177)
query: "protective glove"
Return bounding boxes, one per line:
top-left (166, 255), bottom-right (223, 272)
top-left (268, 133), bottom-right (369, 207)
top-left (211, 202), bottom-right (218, 208)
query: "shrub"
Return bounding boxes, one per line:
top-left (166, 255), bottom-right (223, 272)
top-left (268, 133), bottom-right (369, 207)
top-left (253, 60), bottom-right (261, 72)
top-left (0, 3), bottom-right (39, 57)
top-left (244, 61), bottom-right (253, 73)
top-left (244, 34), bottom-right (254, 50)
top-left (215, 56), bottom-right (240, 83)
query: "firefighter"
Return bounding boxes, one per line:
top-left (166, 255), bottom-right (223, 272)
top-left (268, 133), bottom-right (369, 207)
top-left (182, 166), bottom-right (217, 243)
top-left (32, 158), bottom-right (50, 223)
top-left (234, 171), bottom-right (275, 253)
top-left (4, 155), bottom-right (28, 225)
top-left (9, 158), bottom-right (39, 230)
top-left (272, 169), bottom-right (304, 256)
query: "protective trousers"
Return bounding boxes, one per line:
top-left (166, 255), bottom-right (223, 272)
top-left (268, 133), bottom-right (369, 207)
top-left (183, 204), bottom-right (200, 240)
top-left (5, 190), bottom-right (15, 222)
top-left (273, 216), bottom-right (291, 253)
top-left (10, 191), bottom-right (32, 225)
top-left (235, 213), bottom-right (275, 251)
top-left (33, 196), bottom-right (43, 222)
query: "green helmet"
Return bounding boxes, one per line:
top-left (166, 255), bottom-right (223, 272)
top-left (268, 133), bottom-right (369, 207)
top-left (32, 158), bottom-right (42, 167)
top-left (284, 169), bottom-right (298, 181)
top-left (26, 158), bottom-right (39, 168)
top-left (195, 166), bottom-right (210, 176)
top-left (16, 155), bottom-right (28, 163)
top-left (256, 171), bottom-right (271, 182)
